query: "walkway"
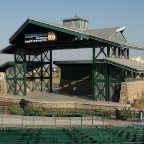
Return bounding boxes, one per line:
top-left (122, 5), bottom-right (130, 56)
top-left (0, 90), bottom-right (130, 108)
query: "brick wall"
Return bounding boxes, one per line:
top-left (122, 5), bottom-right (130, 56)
top-left (120, 81), bottom-right (144, 104)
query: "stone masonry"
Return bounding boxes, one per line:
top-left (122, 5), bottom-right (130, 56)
top-left (120, 81), bottom-right (144, 104)
top-left (0, 73), bottom-right (7, 95)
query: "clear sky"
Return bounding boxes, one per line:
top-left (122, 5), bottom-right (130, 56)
top-left (0, 0), bottom-right (144, 64)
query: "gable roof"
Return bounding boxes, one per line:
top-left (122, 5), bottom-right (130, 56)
top-left (9, 18), bottom-right (89, 43)
top-left (9, 18), bottom-right (125, 43)
top-left (85, 26), bottom-right (126, 41)
top-left (1, 18), bottom-right (144, 54)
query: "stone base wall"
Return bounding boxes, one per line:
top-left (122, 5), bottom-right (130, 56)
top-left (59, 79), bottom-right (92, 96)
top-left (0, 73), bottom-right (7, 95)
top-left (120, 81), bottom-right (144, 104)
top-left (0, 96), bottom-right (126, 111)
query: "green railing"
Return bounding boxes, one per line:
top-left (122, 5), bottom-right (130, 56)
top-left (0, 111), bottom-right (104, 127)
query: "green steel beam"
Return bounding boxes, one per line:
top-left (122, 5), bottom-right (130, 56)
top-left (50, 49), bottom-right (52, 92)
top-left (23, 62), bottom-right (27, 96)
top-left (107, 45), bottom-right (110, 57)
top-left (14, 64), bottom-right (17, 95)
top-left (127, 49), bottom-right (129, 59)
top-left (92, 43), bottom-right (96, 100)
top-left (90, 35), bottom-right (144, 51)
top-left (106, 64), bottom-right (110, 101)
top-left (40, 52), bottom-right (43, 92)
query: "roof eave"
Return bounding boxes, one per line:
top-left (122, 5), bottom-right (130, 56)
top-left (109, 26), bottom-right (126, 40)
top-left (104, 59), bottom-right (143, 73)
top-left (9, 19), bottom-right (30, 43)
top-left (1, 44), bottom-right (16, 54)
top-left (0, 62), bottom-right (15, 72)
top-left (116, 26), bottom-right (126, 32)
top-left (5, 18), bottom-right (144, 52)
top-left (90, 35), bottom-right (144, 51)
top-left (10, 18), bottom-right (90, 44)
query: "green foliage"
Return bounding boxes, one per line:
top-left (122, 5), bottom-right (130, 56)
top-left (24, 106), bottom-right (45, 116)
top-left (120, 107), bottom-right (134, 120)
top-left (73, 109), bottom-right (85, 114)
top-left (103, 109), bottom-right (115, 116)
top-left (9, 105), bottom-right (24, 115)
top-left (56, 109), bottom-right (66, 117)
top-left (138, 98), bottom-right (144, 105)
top-left (7, 105), bottom-right (115, 117)
top-left (94, 108), bottom-right (115, 116)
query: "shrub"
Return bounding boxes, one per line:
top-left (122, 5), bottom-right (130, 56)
top-left (120, 107), bottom-right (134, 120)
top-left (56, 109), bottom-right (66, 117)
top-left (24, 106), bottom-right (45, 116)
top-left (94, 108), bottom-right (115, 116)
top-left (138, 98), bottom-right (144, 105)
top-left (9, 105), bottom-right (24, 115)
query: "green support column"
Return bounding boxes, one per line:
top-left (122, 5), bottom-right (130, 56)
top-left (106, 64), bottom-right (110, 101)
top-left (23, 62), bottom-right (27, 96)
top-left (106, 45), bottom-right (110, 101)
top-left (23, 49), bottom-right (27, 96)
top-left (92, 42), bottom-right (96, 100)
top-left (50, 49), bottom-right (52, 92)
top-left (118, 47), bottom-right (121, 58)
top-left (14, 64), bottom-right (17, 95)
top-left (107, 45), bottom-right (110, 57)
top-left (41, 52), bottom-right (43, 92)
top-left (127, 49), bottom-right (129, 59)
top-left (14, 52), bottom-right (17, 95)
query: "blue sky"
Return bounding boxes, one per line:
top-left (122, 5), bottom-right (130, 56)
top-left (0, 0), bottom-right (144, 63)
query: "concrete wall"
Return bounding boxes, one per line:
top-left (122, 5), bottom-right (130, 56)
top-left (120, 81), bottom-right (144, 104)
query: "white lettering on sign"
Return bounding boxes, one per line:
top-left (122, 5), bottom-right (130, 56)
top-left (25, 32), bottom-right (56, 43)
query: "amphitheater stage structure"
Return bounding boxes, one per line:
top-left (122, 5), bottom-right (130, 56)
top-left (1, 16), bottom-right (144, 102)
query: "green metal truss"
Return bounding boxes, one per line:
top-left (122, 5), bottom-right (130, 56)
top-left (92, 43), bottom-right (144, 102)
top-left (92, 43), bottom-right (129, 102)
top-left (93, 62), bottom-right (126, 101)
top-left (26, 49), bottom-right (52, 93)
top-left (25, 49), bottom-right (52, 95)
top-left (6, 66), bottom-right (15, 95)
top-left (6, 63), bottom-right (27, 95)
top-left (5, 47), bottom-right (52, 96)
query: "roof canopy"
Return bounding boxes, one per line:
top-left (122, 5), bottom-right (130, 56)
top-left (1, 18), bottom-right (144, 54)
top-left (0, 62), bottom-right (15, 72)
top-left (104, 58), bottom-right (144, 73)
top-left (0, 61), bottom-right (47, 72)
top-left (1, 57), bottom-right (144, 73)
top-left (54, 58), bottom-right (144, 73)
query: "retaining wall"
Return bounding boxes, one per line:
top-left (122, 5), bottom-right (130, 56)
top-left (120, 81), bottom-right (144, 104)
top-left (0, 73), bottom-right (7, 95)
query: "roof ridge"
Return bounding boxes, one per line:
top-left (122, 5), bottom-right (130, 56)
top-left (86, 26), bottom-right (125, 31)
